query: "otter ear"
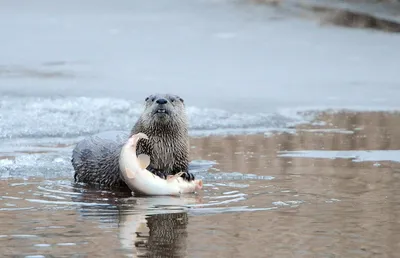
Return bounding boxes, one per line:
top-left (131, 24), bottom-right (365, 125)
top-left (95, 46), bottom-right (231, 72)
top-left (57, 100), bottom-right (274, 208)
top-left (177, 96), bottom-right (184, 104)
top-left (137, 154), bottom-right (150, 169)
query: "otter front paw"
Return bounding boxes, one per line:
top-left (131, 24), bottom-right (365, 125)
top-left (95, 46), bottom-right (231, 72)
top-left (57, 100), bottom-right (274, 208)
top-left (180, 172), bottom-right (195, 181)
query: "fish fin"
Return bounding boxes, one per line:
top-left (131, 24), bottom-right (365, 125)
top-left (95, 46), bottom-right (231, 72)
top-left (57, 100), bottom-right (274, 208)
top-left (137, 154), bottom-right (150, 169)
top-left (167, 172), bottom-right (185, 182)
top-left (125, 167), bottom-right (135, 179)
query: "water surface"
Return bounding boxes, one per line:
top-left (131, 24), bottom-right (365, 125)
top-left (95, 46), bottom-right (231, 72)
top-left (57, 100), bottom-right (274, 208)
top-left (2, 110), bottom-right (400, 257)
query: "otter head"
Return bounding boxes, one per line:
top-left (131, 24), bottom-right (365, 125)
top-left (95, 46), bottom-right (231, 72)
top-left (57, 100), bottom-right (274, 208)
top-left (138, 93), bottom-right (188, 133)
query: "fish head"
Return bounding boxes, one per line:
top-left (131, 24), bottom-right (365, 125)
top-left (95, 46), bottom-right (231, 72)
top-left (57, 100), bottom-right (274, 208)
top-left (195, 179), bottom-right (203, 191)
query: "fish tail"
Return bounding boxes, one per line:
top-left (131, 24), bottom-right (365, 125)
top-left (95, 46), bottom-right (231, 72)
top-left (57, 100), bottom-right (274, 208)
top-left (129, 132), bottom-right (149, 146)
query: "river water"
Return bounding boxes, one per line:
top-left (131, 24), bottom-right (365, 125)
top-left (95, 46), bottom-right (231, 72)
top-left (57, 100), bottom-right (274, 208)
top-left (1, 0), bottom-right (400, 257)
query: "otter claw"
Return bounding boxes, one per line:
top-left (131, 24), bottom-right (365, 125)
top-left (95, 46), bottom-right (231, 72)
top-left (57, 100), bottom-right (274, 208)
top-left (181, 172), bottom-right (195, 182)
top-left (147, 167), bottom-right (167, 179)
top-left (148, 166), bottom-right (194, 181)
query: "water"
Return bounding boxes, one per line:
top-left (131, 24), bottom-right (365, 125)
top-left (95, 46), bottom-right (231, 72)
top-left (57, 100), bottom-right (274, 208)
top-left (1, 0), bottom-right (400, 257)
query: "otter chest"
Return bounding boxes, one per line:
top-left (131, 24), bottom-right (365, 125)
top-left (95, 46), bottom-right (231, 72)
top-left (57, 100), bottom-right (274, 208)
top-left (150, 139), bottom-right (177, 171)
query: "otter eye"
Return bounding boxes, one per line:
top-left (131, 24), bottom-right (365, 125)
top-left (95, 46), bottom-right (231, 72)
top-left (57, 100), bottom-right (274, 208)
top-left (151, 97), bottom-right (156, 102)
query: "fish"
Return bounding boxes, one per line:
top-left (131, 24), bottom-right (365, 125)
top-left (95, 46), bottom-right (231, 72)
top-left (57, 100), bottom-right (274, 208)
top-left (119, 132), bottom-right (203, 196)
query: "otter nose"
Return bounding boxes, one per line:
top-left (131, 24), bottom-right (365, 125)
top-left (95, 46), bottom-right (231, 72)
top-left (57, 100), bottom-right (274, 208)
top-left (156, 98), bottom-right (168, 105)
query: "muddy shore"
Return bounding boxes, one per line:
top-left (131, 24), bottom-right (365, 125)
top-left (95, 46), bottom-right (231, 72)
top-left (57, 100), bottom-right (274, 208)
top-left (254, 0), bottom-right (400, 32)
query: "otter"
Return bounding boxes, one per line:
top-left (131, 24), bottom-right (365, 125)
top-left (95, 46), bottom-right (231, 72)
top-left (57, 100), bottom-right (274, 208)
top-left (71, 93), bottom-right (195, 192)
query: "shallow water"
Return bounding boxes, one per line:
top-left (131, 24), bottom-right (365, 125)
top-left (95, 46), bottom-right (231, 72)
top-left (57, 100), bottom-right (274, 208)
top-left (2, 110), bottom-right (400, 257)
top-left (1, 0), bottom-right (400, 257)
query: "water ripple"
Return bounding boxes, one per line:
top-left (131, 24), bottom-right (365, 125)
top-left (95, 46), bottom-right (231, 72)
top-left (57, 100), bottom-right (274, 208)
top-left (0, 171), bottom-right (306, 217)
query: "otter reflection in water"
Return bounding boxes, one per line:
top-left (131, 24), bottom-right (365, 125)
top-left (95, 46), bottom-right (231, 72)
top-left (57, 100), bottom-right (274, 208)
top-left (121, 211), bottom-right (189, 258)
top-left (70, 187), bottom-right (202, 258)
